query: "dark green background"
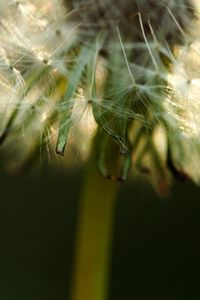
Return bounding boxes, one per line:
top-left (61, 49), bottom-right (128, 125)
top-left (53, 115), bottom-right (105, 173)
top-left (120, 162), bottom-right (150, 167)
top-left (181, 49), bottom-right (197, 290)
top-left (0, 166), bottom-right (200, 300)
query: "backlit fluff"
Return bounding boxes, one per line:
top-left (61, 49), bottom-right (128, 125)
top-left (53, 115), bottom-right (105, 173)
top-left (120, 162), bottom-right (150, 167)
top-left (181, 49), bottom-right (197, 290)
top-left (0, 0), bottom-right (199, 194)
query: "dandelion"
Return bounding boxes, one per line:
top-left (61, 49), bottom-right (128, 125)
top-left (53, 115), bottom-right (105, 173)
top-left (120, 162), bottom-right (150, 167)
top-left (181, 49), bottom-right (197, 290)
top-left (0, 0), bottom-right (198, 188)
top-left (0, 1), bottom-right (200, 300)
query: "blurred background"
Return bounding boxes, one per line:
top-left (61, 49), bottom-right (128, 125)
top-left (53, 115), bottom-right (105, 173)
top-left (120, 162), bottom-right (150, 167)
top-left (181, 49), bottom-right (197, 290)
top-left (0, 164), bottom-right (200, 300)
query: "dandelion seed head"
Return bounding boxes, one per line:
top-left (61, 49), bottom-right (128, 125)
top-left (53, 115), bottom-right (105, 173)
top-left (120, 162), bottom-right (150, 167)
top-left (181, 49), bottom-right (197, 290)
top-left (0, 0), bottom-right (200, 192)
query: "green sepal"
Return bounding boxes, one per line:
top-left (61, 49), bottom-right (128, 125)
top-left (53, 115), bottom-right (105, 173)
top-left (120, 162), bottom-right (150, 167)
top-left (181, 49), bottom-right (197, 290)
top-left (56, 43), bottom-right (100, 155)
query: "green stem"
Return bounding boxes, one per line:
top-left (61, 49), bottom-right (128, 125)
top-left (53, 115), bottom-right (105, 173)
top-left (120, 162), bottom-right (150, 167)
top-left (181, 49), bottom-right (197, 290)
top-left (70, 160), bottom-right (119, 300)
